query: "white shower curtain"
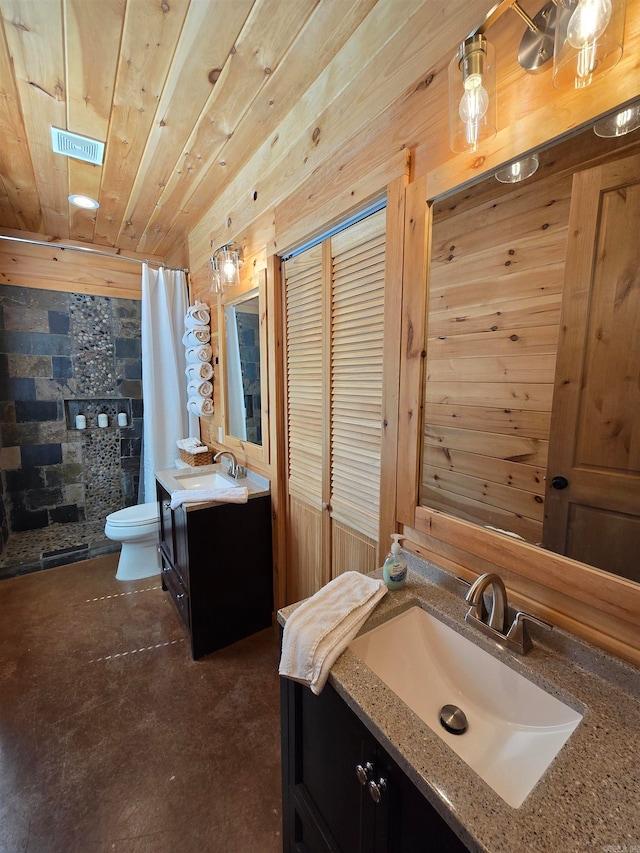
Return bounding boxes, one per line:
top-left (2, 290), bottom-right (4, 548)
top-left (140, 264), bottom-right (191, 503)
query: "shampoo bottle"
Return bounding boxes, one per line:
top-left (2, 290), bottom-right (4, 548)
top-left (382, 534), bottom-right (407, 590)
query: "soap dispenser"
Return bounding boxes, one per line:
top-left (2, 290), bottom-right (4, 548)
top-left (382, 534), bottom-right (407, 590)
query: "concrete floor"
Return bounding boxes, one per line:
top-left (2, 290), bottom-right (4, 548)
top-left (0, 554), bottom-right (282, 853)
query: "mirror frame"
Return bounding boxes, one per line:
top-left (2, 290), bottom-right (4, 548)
top-left (394, 138), bottom-right (640, 665)
top-left (218, 273), bottom-right (269, 465)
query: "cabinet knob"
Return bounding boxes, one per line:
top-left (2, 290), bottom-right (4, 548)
top-left (368, 777), bottom-right (387, 804)
top-left (551, 476), bottom-right (569, 490)
top-left (355, 762), bottom-right (373, 786)
top-left (176, 593), bottom-right (185, 601)
top-left (163, 501), bottom-right (171, 511)
top-left (322, 502), bottom-right (331, 512)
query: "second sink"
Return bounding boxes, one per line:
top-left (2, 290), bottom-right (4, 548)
top-left (348, 605), bottom-right (583, 808)
top-left (173, 471), bottom-right (235, 491)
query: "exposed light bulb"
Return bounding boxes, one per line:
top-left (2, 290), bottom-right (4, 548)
top-left (459, 73), bottom-right (489, 150)
top-left (222, 257), bottom-right (237, 282)
top-left (567, 0), bottom-right (612, 47)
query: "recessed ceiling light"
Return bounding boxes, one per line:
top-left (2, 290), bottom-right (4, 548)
top-left (68, 194), bottom-right (100, 210)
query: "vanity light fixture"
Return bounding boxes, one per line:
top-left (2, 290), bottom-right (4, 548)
top-left (210, 242), bottom-right (243, 293)
top-left (68, 194), bottom-right (99, 210)
top-left (448, 33), bottom-right (497, 154)
top-left (553, 0), bottom-right (626, 89)
top-left (593, 101), bottom-right (640, 137)
top-left (495, 153), bottom-right (540, 183)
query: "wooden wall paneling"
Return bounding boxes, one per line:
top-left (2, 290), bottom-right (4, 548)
top-left (153, 0), bottom-right (379, 257)
top-left (116, 0), bottom-right (256, 251)
top-left (139, 0), bottom-right (318, 253)
top-left (0, 14), bottom-right (41, 232)
top-left (92, 0), bottom-right (190, 247)
top-left (0, 0), bottom-right (68, 238)
top-left (396, 175), bottom-right (429, 524)
top-left (64, 0), bottom-right (122, 243)
top-left (403, 523), bottom-right (640, 665)
top-left (0, 176), bottom-right (18, 229)
top-left (0, 233), bottom-right (163, 298)
top-left (331, 519), bottom-right (378, 577)
top-left (185, 0), bottom-right (496, 268)
top-left (424, 424), bottom-right (549, 466)
top-left (379, 174), bottom-right (408, 550)
top-left (421, 172), bottom-right (571, 542)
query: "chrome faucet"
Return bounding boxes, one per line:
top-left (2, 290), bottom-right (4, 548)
top-left (213, 450), bottom-right (244, 479)
top-left (464, 572), bottom-right (552, 654)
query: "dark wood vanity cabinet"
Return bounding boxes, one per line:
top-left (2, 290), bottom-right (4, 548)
top-left (157, 482), bottom-right (273, 659)
top-left (280, 676), bottom-right (469, 853)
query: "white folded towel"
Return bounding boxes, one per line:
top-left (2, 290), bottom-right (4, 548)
top-left (185, 344), bottom-right (212, 364)
top-left (187, 378), bottom-right (213, 398)
top-left (170, 486), bottom-right (248, 510)
top-left (185, 302), bottom-right (210, 327)
top-left (182, 327), bottom-right (211, 346)
top-left (185, 362), bottom-right (213, 381)
top-left (279, 571), bottom-right (387, 695)
top-left (187, 396), bottom-right (214, 416)
top-left (176, 437), bottom-right (208, 452)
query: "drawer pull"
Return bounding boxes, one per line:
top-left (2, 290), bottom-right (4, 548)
top-left (355, 762), bottom-right (373, 786)
top-left (368, 777), bottom-right (387, 804)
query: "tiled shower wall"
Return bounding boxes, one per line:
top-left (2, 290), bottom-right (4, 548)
top-left (0, 285), bottom-right (143, 562)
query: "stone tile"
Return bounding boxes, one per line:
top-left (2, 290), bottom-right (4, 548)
top-left (2, 422), bottom-right (38, 445)
top-left (5, 467), bottom-right (45, 492)
top-left (7, 354), bottom-right (52, 379)
top-left (9, 504), bottom-right (48, 532)
top-left (115, 337), bottom-right (140, 359)
top-left (34, 376), bottom-right (77, 400)
top-left (48, 310), bottom-right (70, 335)
top-left (61, 441), bottom-right (82, 464)
top-left (0, 352), bottom-right (7, 377)
top-left (48, 504), bottom-right (80, 525)
top-left (26, 486), bottom-right (63, 509)
top-left (26, 288), bottom-right (70, 310)
top-left (117, 379), bottom-right (141, 398)
top-left (31, 332), bottom-right (72, 357)
top-left (21, 443), bottom-right (63, 467)
top-left (14, 400), bottom-right (59, 423)
top-left (0, 329), bottom-right (32, 353)
top-left (0, 446), bottom-right (21, 469)
top-left (0, 377), bottom-right (36, 400)
top-left (52, 356), bottom-right (73, 380)
top-left (2, 305), bottom-right (49, 332)
top-left (0, 401), bottom-right (15, 423)
top-left (36, 420), bottom-right (68, 443)
top-left (63, 483), bottom-right (85, 506)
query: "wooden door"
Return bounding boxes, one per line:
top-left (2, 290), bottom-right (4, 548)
top-left (283, 210), bottom-right (386, 602)
top-left (544, 153), bottom-right (640, 582)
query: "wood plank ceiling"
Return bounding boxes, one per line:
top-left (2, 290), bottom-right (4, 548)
top-left (0, 0), bottom-right (387, 257)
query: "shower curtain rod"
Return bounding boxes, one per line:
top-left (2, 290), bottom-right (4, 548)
top-left (0, 233), bottom-right (189, 273)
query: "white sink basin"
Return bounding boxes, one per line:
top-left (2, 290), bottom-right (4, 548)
top-left (348, 606), bottom-right (583, 808)
top-left (173, 471), bottom-right (234, 491)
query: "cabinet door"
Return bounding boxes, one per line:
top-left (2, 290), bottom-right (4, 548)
top-left (157, 483), bottom-right (175, 565)
top-left (372, 740), bottom-right (469, 853)
top-left (282, 678), bottom-right (371, 853)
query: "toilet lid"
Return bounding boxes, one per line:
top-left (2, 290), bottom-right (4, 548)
top-left (106, 502), bottom-right (159, 527)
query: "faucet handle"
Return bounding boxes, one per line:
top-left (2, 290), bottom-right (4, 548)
top-left (506, 610), bottom-right (552, 653)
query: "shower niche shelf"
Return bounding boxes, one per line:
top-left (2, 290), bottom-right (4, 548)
top-left (65, 398), bottom-right (132, 430)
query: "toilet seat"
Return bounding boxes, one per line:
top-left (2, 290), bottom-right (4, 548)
top-left (106, 503), bottom-right (159, 528)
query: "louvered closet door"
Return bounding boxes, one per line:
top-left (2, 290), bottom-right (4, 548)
top-left (283, 211), bottom-right (386, 601)
top-left (330, 210), bottom-right (386, 577)
top-left (284, 244), bottom-right (326, 602)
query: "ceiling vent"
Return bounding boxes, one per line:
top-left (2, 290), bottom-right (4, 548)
top-left (50, 127), bottom-right (105, 165)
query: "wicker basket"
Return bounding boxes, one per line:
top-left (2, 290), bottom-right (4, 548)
top-left (179, 447), bottom-right (213, 467)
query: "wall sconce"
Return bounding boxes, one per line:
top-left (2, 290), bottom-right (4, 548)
top-left (210, 242), bottom-right (243, 294)
top-left (593, 101), bottom-right (640, 136)
top-left (553, 0), bottom-right (626, 89)
top-left (495, 153), bottom-right (540, 183)
top-left (448, 34), bottom-right (497, 154)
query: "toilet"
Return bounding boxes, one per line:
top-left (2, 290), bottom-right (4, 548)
top-left (104, 502), bottom-right (161, 581)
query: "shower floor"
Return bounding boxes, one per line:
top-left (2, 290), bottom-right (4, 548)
top-left (0, 520), bottom-right (119, 580)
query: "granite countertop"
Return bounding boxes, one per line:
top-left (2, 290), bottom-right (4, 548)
top-left (156, 462), bottom-right (270, 511)
top-left (278, 553), bottom-right (640, 853)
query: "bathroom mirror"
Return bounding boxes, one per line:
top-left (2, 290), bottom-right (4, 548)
top-left (420, 122), bottom-right (640, 585)
top-left (219, 278), bottom-right (269, 462)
